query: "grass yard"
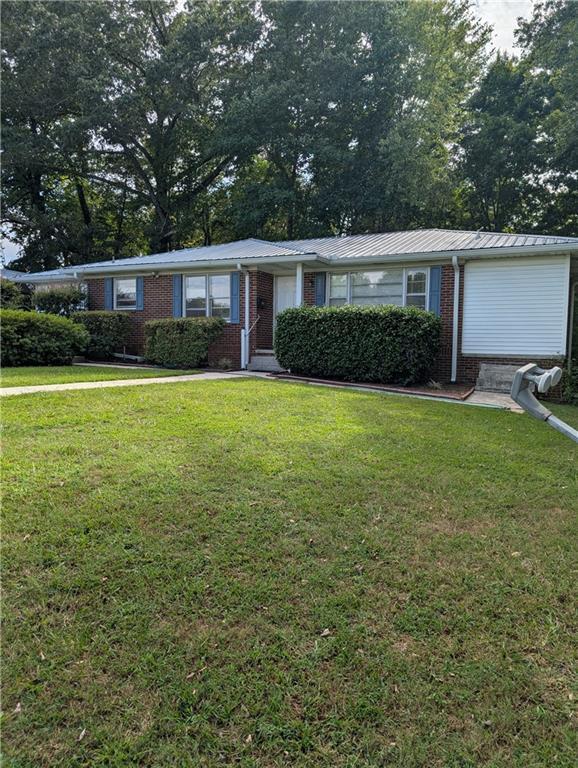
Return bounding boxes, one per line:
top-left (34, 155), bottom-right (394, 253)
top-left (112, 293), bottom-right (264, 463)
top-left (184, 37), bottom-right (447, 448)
top-left (0, 365), bottom-right (199, 387)
top-left (2, 380), bottom-right (577, 767)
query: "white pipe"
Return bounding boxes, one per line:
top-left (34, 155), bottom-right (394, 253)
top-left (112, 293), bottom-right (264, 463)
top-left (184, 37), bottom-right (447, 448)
top-left (567, 279), bottom-right (576, 370)
top-left (451, 255), bottom-right (460, 383)
top-left (296, 262), bottom-right (304, 306)
top-left (243, 269), bottom-right (250, 369)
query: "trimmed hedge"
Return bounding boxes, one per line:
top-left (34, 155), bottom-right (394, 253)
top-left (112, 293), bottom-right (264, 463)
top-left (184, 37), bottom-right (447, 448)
top-left (1, 279), bottom-right (26, 310)
top-left (274, 304), bottom-right (441, 385)
top-left (35, 286), bottom-right (85, 317)
top-left (71, 311), bottom-right (132, 359)
top-left (145, 317), bottom-right (225, 369)
top-left (1, 309), bottom-right (89, 366)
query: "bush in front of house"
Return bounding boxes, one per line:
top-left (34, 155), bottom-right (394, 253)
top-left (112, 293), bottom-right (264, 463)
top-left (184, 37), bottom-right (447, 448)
top-left (0, 279), bottom-right (28, 309)
top-left (274, 304), bottom-right (441, 386)
top-left (71, 311), bottom-right (132, 359)
top-left (1, 309), bottom-right (90, 366)
top-left (35, 286), bottom-right (85, 317)
top-left (144, 317), bottom-right (225, 368)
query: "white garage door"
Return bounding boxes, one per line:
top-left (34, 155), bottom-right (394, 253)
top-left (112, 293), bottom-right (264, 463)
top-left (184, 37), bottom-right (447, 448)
top-left (462, 256), bottom-right (570, 357)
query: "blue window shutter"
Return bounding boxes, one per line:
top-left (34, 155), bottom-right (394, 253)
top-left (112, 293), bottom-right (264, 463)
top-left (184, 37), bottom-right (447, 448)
top-left (173, 274), bottom-right (183, 317)
top-left (230, 271), bottom-right (240, 324)
top-left (136, 277), bottom-right (144, 310)
top-left (429, 266), bottom-right (441, 316)
top-left (315, 272), bottom-right (326, 306)
top-left (104, 277), bottom-right (113, 310)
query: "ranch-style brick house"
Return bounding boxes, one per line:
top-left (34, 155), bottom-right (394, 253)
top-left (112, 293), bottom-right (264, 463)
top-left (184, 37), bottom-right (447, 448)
top-left (16, 229), bottom-right (578, 384)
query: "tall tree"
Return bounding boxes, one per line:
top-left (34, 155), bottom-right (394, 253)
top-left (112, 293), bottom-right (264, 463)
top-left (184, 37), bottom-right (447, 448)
top-left (238, 0), bottom-right (489, 239)
top-left (1, 0), bottom-right (115, 269)
top-left (516, 0), bottom-right (578, 235)
top-left (89, 0), bottom-right (260, 253)
top-left (457, 54), bottom-right (547, 231)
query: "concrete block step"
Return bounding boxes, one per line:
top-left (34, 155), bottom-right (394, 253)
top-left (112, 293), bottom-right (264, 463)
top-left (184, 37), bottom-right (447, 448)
top-left (475, 363), bottom-right (520, 393)
top-left (247, 355), bottom-right (285, 373)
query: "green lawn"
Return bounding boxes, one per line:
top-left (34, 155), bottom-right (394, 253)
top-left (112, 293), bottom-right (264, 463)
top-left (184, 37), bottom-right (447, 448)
top-left (2, 380), bottom-right (577, 767)
top-left (0, 364), bottom-right (199, 387)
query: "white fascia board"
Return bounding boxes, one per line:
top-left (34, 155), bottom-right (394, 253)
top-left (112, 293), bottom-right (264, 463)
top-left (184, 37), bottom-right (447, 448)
top-left (18, 272), bottom-right (81, 284)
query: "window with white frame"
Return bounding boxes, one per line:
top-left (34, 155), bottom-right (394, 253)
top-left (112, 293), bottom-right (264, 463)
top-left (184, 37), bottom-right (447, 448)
top-left (328, 273), bottom-right (347, 306)
top-left (114, 278), bottom-right (137, 309)
top-left (327, 268), bottom-right (429, 310)
top-left (184, 274), bottom-right (231, 321)
top-left (351, 269), bottom-right (404, 306)
top-left (405, 270), bottom-right (428, 309)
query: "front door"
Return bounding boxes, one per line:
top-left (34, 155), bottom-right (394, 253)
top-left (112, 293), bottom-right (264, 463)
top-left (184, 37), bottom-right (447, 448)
top-left (275, 275), bottom-right (296, 317)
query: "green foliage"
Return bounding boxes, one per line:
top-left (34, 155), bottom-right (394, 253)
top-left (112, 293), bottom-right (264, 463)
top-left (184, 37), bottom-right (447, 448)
top-left (144, 317), bottom-right (225, 368)
top-left (275, 304), bottom-right (441, 385)
top-left (2, 0), bottom-right (576, 268)
top-left (0, 309), bottom-right (89, 366)
top-left (1, 365), bottom-right (199, 387)
top-left (0, 279), bottom-right (25, 309)
top-left (70, 311), bottom-right (131, 359)
top-left (560, 366), bottom-right (578, 405)
top-left (35, 286), bottom-right (85, 316)
top-left (458, 54), bottom-right (547, 231)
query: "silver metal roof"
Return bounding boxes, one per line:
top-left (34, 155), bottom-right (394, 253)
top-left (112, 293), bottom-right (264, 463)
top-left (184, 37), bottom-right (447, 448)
top-left (79, 238), bottom-right (313, 272)
top-left (280, 229), bottom-right (578, 260)
top-left (1, 267), bottom-right (79, 283)
top-left (13, 229), bottom-right (578, 281)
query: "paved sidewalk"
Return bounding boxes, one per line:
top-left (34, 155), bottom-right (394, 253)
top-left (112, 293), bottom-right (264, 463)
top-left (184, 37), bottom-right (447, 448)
top-left (0, 369), bottom-right (524, 413)
top-left (0, 371), bottom-right (243, 397)
top-left (465, 390), bottom-right (523, 412)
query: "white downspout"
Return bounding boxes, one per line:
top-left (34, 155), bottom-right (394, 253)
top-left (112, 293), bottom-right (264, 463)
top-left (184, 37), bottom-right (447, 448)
top-left (451, 255), bottom-right (460, 383)
top-left (237, 264), bottom-right (250, 369)
top-left (296, 262), bottom-right (304, 306)
top-left (568, 279), bottom-right (576, 372)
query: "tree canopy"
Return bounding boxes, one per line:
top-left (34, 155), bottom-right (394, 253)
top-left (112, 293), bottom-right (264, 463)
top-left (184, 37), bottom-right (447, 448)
top-left (2, 0), bottom-right (576, 271)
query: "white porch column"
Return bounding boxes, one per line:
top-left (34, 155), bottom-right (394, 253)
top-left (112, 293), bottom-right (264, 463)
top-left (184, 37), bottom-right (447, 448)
top-left (296, 262), bottom-right (304, 306)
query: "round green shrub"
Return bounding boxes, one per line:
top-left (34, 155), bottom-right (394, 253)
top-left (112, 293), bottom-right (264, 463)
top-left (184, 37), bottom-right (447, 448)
top-left (145, 317), bottom-right (225, 368)
top-left (0, 279), bottom-right (26, 309)
top-left (71, 311), bottom-right (132, 359)
top-left (35, 286), bottom-right (85, 317)
top-left (274, 304), bottom-right (441, 386)
top-left (1, 309), bottom-right (89, 366)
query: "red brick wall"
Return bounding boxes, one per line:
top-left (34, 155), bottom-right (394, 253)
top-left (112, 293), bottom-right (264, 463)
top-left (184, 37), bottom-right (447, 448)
top-left (432, 265), bottom-right (455, 382)
top-left (255, 271), bottom-right (274, 349)
top-left (87, 275), bottom-right (243, 368)
top-left (88, 275), bottom-right (173, 354)
top-left (304, 272), bottom-right (316, 306)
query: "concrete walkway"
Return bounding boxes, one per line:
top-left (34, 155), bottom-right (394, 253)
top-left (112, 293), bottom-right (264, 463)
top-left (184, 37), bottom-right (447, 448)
top-left (0, 369), bottom-right (523, 413)
top-left (0, 371), bottom-right (243, 397)
top-left (465, 390), bottom-right (523, 412)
